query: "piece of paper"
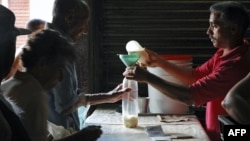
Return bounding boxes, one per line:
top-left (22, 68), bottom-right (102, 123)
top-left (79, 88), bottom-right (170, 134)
top-left (145, 125), bottom-right (172, 141)
top-left (157, 115), bottom-right (189, 122)
top-left (47, 120), bottom-right (75, 140)
top-left (151, 136), bottom-right (172, 141)
top-left (145, 125), bottom-right (166, 137)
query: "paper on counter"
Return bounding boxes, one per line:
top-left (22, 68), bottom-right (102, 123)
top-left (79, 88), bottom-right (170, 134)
top-left (47, 120), bottom-right (75, 140)
top-left (170, 134), bottom-right (193, 139)
top-left (151, 136), bottom-right (172, 141)
top-left (145, 125), bottom-right (172, 141)
top-left (157, 115), bottom-right (190, 123)
top-left (145, 125), bottom-right (193, 140)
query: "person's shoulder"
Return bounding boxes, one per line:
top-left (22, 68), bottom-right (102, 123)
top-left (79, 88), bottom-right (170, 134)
top-left (2, 72), bottom-right (44, 96)
top-left (18, 74), bottom-right (44, 94)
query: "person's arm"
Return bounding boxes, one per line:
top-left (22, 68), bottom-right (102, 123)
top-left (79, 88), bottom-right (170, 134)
top-left (222, 73), bottom-right (250, 124)
top-left (123, 66), bottom-right (194, 105)
top-left (2, 53), bottom-right (22, 81)
top-left (62, 84), bottom-right (131, 115)
top-left (85, 84), bottom-right (131, 105)
top-left (138, 48), bottom-right (195, 85)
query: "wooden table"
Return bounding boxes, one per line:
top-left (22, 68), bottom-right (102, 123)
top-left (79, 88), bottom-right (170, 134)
top-left (85, 104), bottom-right (210, 141)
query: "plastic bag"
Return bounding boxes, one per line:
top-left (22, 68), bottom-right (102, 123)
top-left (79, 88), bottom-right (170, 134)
top-left (47, 120), bottom-right (75, 140)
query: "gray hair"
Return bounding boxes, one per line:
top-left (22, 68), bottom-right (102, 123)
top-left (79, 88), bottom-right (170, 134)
top-left (209, 1), bottom-right (249, 36)
top-left (52, 0), bottom-right (90, 20)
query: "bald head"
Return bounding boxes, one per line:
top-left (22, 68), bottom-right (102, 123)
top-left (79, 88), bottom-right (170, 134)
top-left (51, 0), bottom-right (90, 42)
top-left (52, 0), bottom-right (89, 21)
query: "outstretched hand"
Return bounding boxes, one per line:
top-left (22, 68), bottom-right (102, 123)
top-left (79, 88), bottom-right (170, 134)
top-left (105, 83), bottom-right (132, 103)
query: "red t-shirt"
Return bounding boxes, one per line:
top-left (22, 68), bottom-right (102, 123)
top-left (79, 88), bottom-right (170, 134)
top-left (190, 41), bottom-right (250, 141)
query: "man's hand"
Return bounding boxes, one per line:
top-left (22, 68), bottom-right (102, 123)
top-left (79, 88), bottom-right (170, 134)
top-left (78, 125), bottom-right (102, 141)
top-left (123, 66), bottom-right (149, 82)
top-left (102, 83), bottom-right (132, 103)
top-left (137, 48), bottom-right (162, 67)
top-left (57, 125), bottom-right (102, 141)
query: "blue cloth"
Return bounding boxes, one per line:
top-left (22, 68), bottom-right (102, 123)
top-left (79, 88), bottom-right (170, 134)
top-left (78, 106), bottom-right (90, 129)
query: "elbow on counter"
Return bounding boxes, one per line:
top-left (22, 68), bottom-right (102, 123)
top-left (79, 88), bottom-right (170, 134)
top-left (221, 98), bottom-right (229, 111)
top-left (221, 91), bottom-right (234, 114)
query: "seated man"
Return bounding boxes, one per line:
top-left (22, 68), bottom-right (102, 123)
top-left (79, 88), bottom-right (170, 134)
top-left (1, 29), bottom-right (102, 141)
top-left (222, 72), bottom-right (250, 124)
top-left (46, 0), bottom-right (131, 131)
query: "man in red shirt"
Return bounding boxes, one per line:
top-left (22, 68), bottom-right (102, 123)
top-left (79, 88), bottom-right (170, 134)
top-left (123, 1), bottom-right (250, 141)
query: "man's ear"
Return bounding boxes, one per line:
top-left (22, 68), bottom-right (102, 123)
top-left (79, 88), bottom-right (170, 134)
top-left (230, 24), bottom-right (240, 35)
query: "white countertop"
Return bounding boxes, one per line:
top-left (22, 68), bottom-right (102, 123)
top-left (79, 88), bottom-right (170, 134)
top-left (85, 104), bottom-right (210, 141)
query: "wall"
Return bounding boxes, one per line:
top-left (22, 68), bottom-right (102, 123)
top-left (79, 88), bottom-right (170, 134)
top-left (30, 0), bottom-right (54, 22)
top-left (5, 0), bottom-right (54, 48)
top-left (89, 0), bottom-right (250, 96)
top-left (8, 0), bottom-right (30, 48)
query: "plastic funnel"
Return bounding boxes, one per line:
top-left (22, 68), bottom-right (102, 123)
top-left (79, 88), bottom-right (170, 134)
top-left (118, 54), bottom-right (140, 67)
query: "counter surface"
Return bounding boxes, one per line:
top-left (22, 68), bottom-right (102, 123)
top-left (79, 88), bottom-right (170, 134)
top-left (85, 104), bottom-right (210, 141)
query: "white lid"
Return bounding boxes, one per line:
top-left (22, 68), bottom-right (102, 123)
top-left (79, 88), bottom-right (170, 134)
top-left (126, 40), bottom-right (144, 52)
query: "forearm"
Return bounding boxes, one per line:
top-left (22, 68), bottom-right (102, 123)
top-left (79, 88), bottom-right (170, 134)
top-left (157, 59), bottom-right (195, 85)
top-left (84, 84), bottom-right (126, 105)
top-left (65, 84), bottom-right (126, 114)
top-left (145, 72), bottom-right (194, 105)
top-left (75, 93), bottom-right (110, 107)
top-left (85, 93), bottom-right (113, 105)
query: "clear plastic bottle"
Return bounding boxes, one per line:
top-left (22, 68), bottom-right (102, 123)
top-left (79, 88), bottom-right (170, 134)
top-left (122, 77), bottom-right (139, 128)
